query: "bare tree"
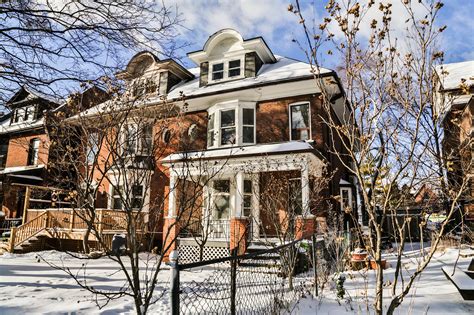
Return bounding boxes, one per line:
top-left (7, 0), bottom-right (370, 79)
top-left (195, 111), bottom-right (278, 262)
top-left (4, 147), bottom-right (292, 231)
top-left (44, 83), bottom-right (227, 314)
top-left (0, 0), bottom-right (183, 102)
top-left (290, 0), bottom-right (471, 313)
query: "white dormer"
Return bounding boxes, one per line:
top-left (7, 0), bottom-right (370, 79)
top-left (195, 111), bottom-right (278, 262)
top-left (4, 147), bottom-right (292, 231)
top-left (116, 51), bottom-right (194, 97)
top-left (188, 29), bottom-right (276, 86)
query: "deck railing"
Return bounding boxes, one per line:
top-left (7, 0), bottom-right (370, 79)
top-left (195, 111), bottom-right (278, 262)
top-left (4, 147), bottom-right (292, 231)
top-left (9, 208), bottom-right (148, 251)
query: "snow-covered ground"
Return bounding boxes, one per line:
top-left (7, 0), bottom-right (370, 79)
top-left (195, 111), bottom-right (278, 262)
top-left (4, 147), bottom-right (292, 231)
top-left (293, 246), bottom-right (474, 314)
top-left (0, 247), bottom-right (473, 314)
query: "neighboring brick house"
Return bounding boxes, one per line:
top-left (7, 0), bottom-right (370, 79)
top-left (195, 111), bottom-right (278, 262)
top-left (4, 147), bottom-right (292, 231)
top-left (74, 29), bottom-right (356, 258)
top-left (435, 60), bottom-right (474, 225)
top-left (0, 86), bottom-right (109, 221)
top-left (0, 87), bottom-right (60, 219)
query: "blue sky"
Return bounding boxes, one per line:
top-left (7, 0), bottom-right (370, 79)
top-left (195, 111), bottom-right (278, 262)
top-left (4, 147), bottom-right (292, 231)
top-left (168, 0), bottom-right (474, 69)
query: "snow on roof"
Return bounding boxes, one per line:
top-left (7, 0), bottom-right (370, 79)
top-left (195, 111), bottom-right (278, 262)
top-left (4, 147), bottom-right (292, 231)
top-left (435, 60), bottom-right (474, 91)
top-left (167, 56), bottom-right (332, 100)
top-left (0, 118), bottom-right (44, 135)
top-left (75, 56), bottom-right (333, 119)
top-left (0, 164), bottom-right (45, 175)
top-left (162, 141), bottom-right (315, 163)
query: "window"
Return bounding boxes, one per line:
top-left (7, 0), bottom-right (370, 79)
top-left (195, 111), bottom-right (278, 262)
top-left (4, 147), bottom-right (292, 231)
top-left (207, 102), bottom-right (256, 148)
top-left (340, 187), bottom-right (352, 213)
top-left (290, 103), bottom-right (311, 141)
top-left (13, 108), bottom-right (25, 123)
top-left (122, 124), bottom-right (153, 156)
top-left (27, 138), bottom-right (40, 166)
top-left (86, 133), bottom-right (99, 165)
top-left (112, 186), bottom-right (123, 210)
top-left (228, 59), bottom-right (241, 77)
top-left (131, 185), bottom-right (144, 209)
top-left (288, 178), bottom-right (303, 215)
top-left (242, 108), bottom-right (255, 143)
top-left (220, 109), bottom-right (236, 145)
top-left (207, 113), bottom-right (215, 147)
top-left (212, 63), bottom-right (224, 81)
top-left (0, 141), bottom-right (8, 169)
top-left (25, 105), bottom-right (36, 121)
top-left (209, 59), bottom-right (243, 83)
top-left (212, 180), bottom-right (231, 219)
top-left (243, 179), bottom-right (252, 217)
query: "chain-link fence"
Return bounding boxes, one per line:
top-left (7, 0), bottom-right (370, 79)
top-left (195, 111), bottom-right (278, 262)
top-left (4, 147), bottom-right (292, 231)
top-left (168, 238), bottom-right (319, 314)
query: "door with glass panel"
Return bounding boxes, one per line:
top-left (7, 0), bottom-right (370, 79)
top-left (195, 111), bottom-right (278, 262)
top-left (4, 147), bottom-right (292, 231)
top-left (209, 180), bottom-right (231, 239)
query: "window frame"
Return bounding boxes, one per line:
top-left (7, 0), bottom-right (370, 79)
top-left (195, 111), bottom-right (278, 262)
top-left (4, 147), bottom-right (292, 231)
top-left (289, 101), bottom-right (312, 141)
top-left (207, 101), bottom-right (256, 149)
top-left (121, 121), bottom-right (154, 157)
top-left (208, 57), bottom-right (245, 84)
top-left (27, 138), bottom-right (40, 166)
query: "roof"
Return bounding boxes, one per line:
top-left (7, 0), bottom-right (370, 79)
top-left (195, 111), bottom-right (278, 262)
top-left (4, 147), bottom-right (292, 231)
top-left (435, 60), bottom-right (474, 91)
top-left (72, 56), bottom-right (333, 119)
top-left (0, 118), bottom-right (44, 135)
top-left (167, 56), bottom-right (332, 100)
top-left (161, 141), bottom-right (317, 163)
top-left (7, 86), bottom-right (62, 106)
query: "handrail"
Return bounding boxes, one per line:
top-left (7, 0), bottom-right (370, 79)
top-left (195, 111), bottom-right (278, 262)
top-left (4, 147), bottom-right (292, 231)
top-left (9, 211), bottom-right (48, 251)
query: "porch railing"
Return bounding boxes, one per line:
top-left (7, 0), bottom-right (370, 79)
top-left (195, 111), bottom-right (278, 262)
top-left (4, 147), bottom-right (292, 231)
top-left (179, 219), bottom-right (230, 240)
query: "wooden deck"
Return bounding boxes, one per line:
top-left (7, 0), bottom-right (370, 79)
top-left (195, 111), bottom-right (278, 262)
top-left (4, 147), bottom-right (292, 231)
top-left (8, 208), bottom-right (148, 252)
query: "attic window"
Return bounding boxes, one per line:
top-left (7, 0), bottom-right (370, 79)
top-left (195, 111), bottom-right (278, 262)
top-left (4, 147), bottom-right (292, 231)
top-left (212, 63), bottom-right (224, 81)
top-left (209, 58), bottom-right (244, 83)
top-left (228, 60), bottom-right (241, 77)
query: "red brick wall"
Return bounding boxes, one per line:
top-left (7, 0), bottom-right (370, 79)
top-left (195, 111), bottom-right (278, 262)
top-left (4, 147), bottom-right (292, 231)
top-left (5, 132), bottom-right (49, 168)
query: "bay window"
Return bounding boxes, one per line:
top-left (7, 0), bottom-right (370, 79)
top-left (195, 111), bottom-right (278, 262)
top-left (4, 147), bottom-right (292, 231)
top-left (220, 109), bottom-right (236, 145)
top-left (207, 101), bottom-right (256, 148)
top-left (289, 102), bottom-right (311, 141)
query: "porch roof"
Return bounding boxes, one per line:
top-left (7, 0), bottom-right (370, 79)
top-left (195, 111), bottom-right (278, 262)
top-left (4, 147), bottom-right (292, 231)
top-left (161, 141), bottom-right (325, 177)
top-left (161, 141), bottom-right (319, 163)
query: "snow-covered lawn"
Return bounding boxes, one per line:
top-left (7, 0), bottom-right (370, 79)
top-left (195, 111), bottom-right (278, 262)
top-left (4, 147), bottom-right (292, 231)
top-left (0, 247), bottom-right (473, 314)
top-left (294, 246), bottom-right (474, 314)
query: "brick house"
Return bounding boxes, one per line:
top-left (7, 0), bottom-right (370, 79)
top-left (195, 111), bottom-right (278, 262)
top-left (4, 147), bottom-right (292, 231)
top-left (0, 87), bottom-right (60, 219)
top-left (4, 29), bottom-right (357, 256)
top-left (73, 29), bottom-right (355, 257)
top-left (435, 60), bottom-right (474, 225)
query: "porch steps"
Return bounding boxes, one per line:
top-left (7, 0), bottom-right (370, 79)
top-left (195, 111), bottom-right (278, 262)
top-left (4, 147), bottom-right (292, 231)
top-left (240, 242), bottom-right (282, 272)
top-left (13, 235), bottom-right (49, 254)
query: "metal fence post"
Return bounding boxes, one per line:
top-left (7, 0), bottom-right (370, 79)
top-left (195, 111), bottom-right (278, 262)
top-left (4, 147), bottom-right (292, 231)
top-left (170, 250), bottom-right (180, 315)
top-left (311, 234), bottom-right (318, 297)
top-left (230, 249), bottom-right (237, 315)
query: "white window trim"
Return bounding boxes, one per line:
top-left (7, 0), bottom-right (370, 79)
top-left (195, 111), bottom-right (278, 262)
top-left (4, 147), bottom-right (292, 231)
top-left (107, 173), bottom-right (151, 213)
top-left (288, 101), bottom-right (312, 141)
top-left (207, 100), bottom-right (256, 149)
top-left (340, 187), bottom-right (353, 212)
top-left (120, 120), bottom-right (153, 157)
top-left (208, 56), bottom-right (245, 84)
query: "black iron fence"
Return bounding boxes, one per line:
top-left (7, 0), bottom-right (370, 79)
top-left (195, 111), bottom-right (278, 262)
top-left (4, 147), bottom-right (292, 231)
top-left (168, 237), bottom-right (320, 314)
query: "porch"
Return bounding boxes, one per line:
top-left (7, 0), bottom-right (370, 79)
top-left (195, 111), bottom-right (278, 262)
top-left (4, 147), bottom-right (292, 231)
top-left (161, 141), bottom-right (327, 259)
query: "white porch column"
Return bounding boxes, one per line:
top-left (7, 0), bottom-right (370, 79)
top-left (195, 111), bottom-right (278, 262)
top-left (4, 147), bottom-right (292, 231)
top-left (234, 171), bottom-right (244, 217)
top-left (301, 165), bottom-right (310, 216)
top-left (252, 173), bottom-right (260, 239)
top-left (168, 173), bottom-right (177, 217)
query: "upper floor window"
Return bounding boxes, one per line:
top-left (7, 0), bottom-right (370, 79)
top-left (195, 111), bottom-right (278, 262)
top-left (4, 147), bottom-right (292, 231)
top-left (27, 138), bottom-right (40, 166)
top-left (122, 123), bottom-right (153, 156)
top-left (209, 58), bottom-right (243, 83)
top-left (86, 132), bottom-right (99, 165)
top-left (289, 102), bottom-right (311, 141)
top-left (207, 101), bottom-right (255, 148)
top-left (12, 105), bottom-right (36, 124)
top-left (132, 78), bottom-right (157, 97)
